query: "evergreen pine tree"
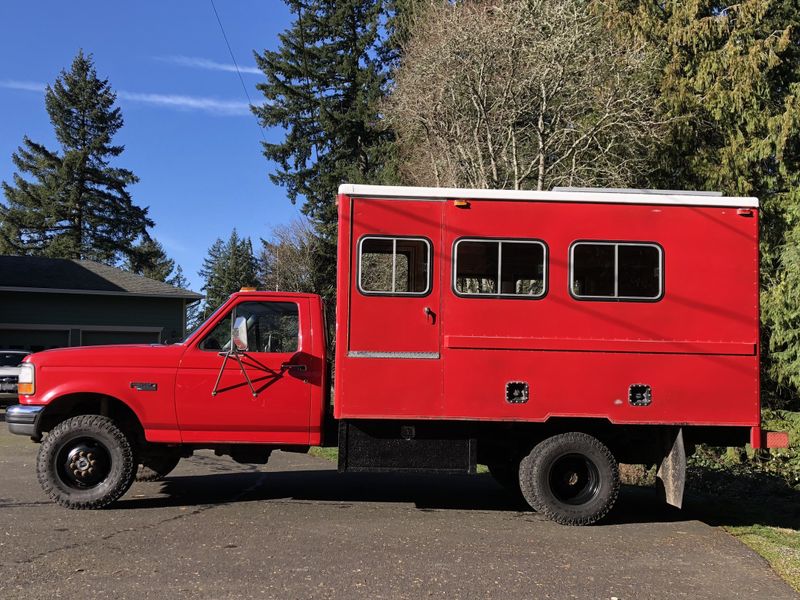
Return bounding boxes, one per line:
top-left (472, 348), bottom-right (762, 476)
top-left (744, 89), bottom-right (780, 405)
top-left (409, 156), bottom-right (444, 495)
top-left (167, 264), bottom-right (190, 289)
top-left (596, 0), bottom-right (800, 406)
top-left (125, 238), bottom-right (176, 283)
top-left (253, 0), bottom-right (396, 298)
top-left (167, 264), bottom-right (202, 333)
top-left (0, 50), bottom-right (152, 264)
top-left (198, 229), bottom-right (258, 316)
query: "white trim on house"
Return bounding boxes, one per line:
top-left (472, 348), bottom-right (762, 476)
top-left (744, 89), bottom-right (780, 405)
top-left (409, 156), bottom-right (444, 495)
top-left (338, 184), bottom-right (759, 208)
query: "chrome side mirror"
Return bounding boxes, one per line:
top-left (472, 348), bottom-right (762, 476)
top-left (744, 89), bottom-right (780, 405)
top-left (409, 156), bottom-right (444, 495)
top-left (231, 316), bottom-right (248, 352)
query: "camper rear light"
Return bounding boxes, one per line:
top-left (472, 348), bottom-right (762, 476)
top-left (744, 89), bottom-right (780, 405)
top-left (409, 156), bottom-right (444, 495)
top-left (17, 363), bottom-right (35, 396)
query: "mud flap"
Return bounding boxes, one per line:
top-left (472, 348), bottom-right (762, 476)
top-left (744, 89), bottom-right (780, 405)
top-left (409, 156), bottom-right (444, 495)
top-left (656, 427), bottom-right (686, 509)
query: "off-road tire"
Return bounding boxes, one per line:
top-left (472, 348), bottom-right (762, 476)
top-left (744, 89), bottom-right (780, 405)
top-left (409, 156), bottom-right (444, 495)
top-left (36, 415), bottom-right (136, 509)
top-left (136, 455), bottom-right (181, 482)
top-left (519, 432), bottom-right (619, 526)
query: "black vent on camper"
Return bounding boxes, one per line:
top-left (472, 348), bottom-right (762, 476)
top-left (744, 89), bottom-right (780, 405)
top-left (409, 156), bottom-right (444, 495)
top-left (506, 381), bottom-right (529, 404)
top-left (629, 384), bottom-right (652, 406)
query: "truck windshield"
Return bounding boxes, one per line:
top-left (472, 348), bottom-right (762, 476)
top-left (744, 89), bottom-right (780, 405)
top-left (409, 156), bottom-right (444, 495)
top-left (180, 303), bottom-right (229, 344)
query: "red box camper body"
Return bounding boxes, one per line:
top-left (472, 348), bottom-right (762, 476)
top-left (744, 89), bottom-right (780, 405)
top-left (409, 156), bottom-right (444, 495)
top-left (335, 185), bottom-right (762, 442)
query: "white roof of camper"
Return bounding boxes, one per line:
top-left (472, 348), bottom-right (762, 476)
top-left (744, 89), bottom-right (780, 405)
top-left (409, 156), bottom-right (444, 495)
top-left (338, 184), bottom-right (759, 208)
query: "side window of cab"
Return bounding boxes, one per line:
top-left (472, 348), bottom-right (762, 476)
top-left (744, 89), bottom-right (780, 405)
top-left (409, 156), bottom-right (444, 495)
top-left (199, 302), bottom-right (299, 353)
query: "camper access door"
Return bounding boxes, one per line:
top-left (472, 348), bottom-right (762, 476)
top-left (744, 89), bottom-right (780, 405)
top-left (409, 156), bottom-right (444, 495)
top-left (348, 198), bottom-right (442, 358)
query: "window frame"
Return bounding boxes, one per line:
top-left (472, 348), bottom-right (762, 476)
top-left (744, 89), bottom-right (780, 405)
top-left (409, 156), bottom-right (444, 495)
top-left (452, 237), bottom-right (549, 300)
top-left (356, 235), bottom-right (433, 297)
top-left (568, 240), bottom-right (664, 302)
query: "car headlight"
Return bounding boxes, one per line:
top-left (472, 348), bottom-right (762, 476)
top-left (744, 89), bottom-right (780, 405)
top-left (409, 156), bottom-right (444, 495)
top-left (18, 363), bottom-right (35, 396)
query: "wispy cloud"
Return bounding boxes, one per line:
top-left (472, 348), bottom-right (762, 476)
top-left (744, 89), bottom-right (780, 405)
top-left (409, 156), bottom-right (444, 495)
top-left (0, 80), bottom-right (252, 116)
top-left (156, 55), bottom-right (262, 76)
top-left (117, 91), bottom-right (251, 115)
top-left (0, 80), bottom-right (47, 93)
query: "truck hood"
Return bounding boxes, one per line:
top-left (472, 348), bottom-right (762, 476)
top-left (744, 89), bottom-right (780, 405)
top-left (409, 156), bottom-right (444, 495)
top-left (29, 344), bottom-right (187, 369)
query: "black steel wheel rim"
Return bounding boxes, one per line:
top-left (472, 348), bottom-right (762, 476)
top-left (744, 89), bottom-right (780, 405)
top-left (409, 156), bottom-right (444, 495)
top-left (55, 437), bottom-right (112, 489)
top-left (547, 453), bottom-right (600, 506)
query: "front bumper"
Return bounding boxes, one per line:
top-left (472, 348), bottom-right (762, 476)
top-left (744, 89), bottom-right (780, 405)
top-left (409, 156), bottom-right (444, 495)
top-left (6, 404), bottom-right (44, 437)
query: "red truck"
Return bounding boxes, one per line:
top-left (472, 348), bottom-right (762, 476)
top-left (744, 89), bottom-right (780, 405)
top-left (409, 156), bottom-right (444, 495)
top-left (6, 184), bottom-right (789, 525)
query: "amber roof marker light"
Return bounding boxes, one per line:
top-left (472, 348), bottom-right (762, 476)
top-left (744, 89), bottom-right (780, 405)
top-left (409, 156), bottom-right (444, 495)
top-left (454, 199), bottom-right (470, 208)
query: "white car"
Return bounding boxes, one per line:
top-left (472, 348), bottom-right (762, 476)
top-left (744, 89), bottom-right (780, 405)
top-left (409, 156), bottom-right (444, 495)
top-left (0, 351), bottom-right (31, 405)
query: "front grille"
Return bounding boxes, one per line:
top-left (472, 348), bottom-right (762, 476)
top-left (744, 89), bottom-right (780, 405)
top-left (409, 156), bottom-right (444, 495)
top-left (0, 376), bottom-right (18, 392)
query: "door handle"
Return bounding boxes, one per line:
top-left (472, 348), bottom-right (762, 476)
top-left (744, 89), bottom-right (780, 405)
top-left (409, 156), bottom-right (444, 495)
top-left (424, 306), bottom-right (436, 324)
top-left (281, 363), bottom-right (307, 372)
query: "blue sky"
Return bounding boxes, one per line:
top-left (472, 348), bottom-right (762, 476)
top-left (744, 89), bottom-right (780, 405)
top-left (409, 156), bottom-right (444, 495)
top-left (0, 1), bottom-right (305, 293)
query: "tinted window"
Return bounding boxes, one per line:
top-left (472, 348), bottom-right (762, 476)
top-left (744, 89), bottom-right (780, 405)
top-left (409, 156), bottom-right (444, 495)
top-left (455, 239), bottom-right (545, 297)
top-left (572, 244), bottom-right (615, 297)
top-left (571, 242), bottom-right (661, 300)
top-left (359, 237), bottom-right (430, 295)
top-left (618, 245), bottom-right (660, 297)
top-left (454, 241), bottom-right (498, 294)
top-left (199, 314), bottom-right (232, 351)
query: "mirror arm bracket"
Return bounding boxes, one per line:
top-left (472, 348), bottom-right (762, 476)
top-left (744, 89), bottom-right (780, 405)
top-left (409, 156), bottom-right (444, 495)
top-left (212, 347), bottom-right (258, 398)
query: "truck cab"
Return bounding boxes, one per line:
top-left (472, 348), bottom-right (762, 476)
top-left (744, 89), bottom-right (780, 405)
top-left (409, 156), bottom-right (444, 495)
top-left (7, 291), bottom-right (328, 508)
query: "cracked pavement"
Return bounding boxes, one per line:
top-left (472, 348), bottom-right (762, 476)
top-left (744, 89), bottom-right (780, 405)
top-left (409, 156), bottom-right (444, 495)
top-left (0, 416), bottom-right (796, 599)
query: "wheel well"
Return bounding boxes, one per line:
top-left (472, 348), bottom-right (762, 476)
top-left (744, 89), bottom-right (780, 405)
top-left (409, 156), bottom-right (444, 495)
top-left (476, 418), bottom-right (669, 466)
top-left (36, 394), bottom-right (145, 445)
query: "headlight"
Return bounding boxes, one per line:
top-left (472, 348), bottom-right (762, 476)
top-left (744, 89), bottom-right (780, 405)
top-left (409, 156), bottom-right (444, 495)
top-left (18, 363), bottom-right (35, 396)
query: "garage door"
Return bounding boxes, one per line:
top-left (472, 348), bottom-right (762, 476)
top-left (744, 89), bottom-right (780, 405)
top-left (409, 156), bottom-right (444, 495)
top-left (0, 329), bottom-right (70, 352)
top-left (81, 330), bottom-right (161, 346)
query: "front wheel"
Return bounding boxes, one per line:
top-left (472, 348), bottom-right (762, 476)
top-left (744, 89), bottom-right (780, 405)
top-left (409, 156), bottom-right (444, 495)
top-left (36, 415), bottom-right (136, 509)
top-left (519, 432), bottom-right (619, 525)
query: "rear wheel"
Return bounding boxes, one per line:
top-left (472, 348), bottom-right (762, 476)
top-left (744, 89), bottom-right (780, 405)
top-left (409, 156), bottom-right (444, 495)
top-left (519, 432), bottom-right (619, 525)
top-left (36, 415), bottom-right (136, 509)
top-left (136, 454), bottom-right (181, 482)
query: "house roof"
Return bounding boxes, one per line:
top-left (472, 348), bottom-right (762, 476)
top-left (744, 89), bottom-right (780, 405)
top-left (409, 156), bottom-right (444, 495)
top-left (0, 255), bottom-right (203, 301)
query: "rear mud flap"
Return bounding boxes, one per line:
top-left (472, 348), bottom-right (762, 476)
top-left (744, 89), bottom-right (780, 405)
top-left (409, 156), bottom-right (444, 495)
top-left (656, 427), bottom-right (686, 509)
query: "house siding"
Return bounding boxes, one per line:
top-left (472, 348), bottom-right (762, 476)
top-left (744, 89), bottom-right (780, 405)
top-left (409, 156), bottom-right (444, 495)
top-left (0, 291), bottom-right (189, 351)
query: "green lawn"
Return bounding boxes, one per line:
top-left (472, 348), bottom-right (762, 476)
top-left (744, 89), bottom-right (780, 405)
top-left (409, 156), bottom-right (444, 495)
top-left (727, 525), bottom-right (800, 590)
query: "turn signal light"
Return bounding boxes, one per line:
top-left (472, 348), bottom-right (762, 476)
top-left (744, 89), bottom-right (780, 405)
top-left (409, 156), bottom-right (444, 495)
top-left (18, 363), bottom-right (35, 396)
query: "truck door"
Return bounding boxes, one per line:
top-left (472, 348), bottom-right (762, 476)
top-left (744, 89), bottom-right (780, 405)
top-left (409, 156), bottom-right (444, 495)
top-left (347, 198), bottom-right (442, 357)
top-left (174, 297), bottom-right (313, 444)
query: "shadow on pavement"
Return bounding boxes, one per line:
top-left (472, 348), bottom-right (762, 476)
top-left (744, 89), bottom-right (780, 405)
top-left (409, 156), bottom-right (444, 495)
top-left (683, 465), bottom-right (800, 531)
top-left (115, 468), bottom-right (689, 525)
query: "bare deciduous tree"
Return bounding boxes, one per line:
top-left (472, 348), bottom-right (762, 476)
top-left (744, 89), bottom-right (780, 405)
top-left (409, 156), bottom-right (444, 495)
top-left (258, 218), bottom-right (320, 293)
top-left (386, 0), bottom-right (667, 190)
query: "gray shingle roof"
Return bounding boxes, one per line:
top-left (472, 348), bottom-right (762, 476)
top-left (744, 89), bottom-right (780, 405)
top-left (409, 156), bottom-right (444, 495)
top-left (0, 255), bottom-right (202, 300)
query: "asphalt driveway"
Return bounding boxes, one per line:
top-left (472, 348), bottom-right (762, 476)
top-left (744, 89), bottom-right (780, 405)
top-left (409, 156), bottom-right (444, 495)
top-left (0, 415), bottom-right (795, 599)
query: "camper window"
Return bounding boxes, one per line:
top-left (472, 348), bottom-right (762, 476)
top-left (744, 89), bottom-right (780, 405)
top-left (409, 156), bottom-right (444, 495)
top-left (454, 238), bottom-right (546, 298)
top-left (358, 236), bottom-right (431, 296)
top-left (570, 242), bottom-right (662, 301)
